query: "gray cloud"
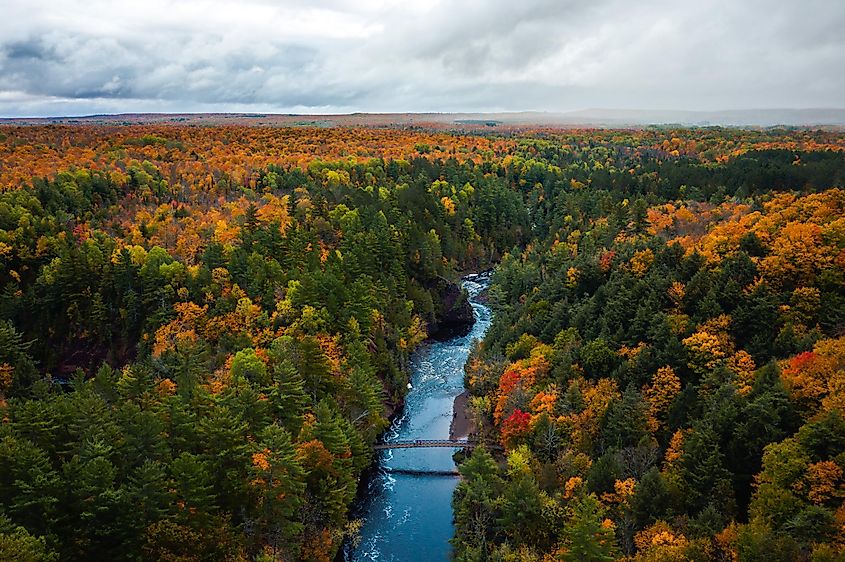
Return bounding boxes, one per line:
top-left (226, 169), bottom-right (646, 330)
top-left (0, 0), bottom-right (843, 116)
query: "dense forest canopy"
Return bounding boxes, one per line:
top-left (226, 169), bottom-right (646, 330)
top-left (453, 134), bottom-right (845, 560)
top-left (0, 124), bottom-right (842, 561)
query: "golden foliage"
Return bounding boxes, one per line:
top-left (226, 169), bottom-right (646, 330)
top-left (530, 388), bottom-right (558, 417)
top-left (667, 281), bottom-right (685, 308)
top-left (0, 363), bottom-right (13, 395)
top-left (643, 366), bottom-right (681, 431)
top-left (602, 478), bottom-right (636, 506)
top-left (251, 450), bottom-right (271, 472)
top-left (633, 521), bottom-right (689, 561)
top-left (152, 302), bottom-right (208, 357)
top-left (630, 248), bottom-right (654, 277)
top-left (156, 378), bottom-right (177, 397)
top-left (806, 460), bottom-right (844, 505)
top-left (682, 317), bottom-right (735, 376)
top-left (664, 429), bottom-right (686, 470)
top-left (634, 521), bottom-right (688, 551)
top-left (564, 476), bottom-right (584, 500)
top-left (728, 350), bottom-right (757, 395)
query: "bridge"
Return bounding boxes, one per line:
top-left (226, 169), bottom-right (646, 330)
top-left (373, 439), bottom-right (503, 451)
top-left (383, 467), bottom-right (460, 476)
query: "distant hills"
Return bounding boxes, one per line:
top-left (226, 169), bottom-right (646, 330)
top-left (2, 108), bottom-right (844, 128)
top-left (537, 108), bottom-right (845, 127)
top-left (430, 108), bottom-right (845, 127)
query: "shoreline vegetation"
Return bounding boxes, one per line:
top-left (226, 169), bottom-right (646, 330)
top-left (0, 125), bottom-right (841, 561)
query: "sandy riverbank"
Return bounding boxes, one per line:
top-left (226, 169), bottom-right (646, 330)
top-left (449, 390), bottom-right (474, 440)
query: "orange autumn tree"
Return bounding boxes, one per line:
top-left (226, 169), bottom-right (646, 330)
top-left (493, 354), bottom-right (548, 424)
top-left (780, 336), bottom-right (845, 413)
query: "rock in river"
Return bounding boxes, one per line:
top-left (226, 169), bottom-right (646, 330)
top-left (427, 276), bottom-right (475, 340)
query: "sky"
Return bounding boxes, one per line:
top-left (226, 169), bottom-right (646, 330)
top-left (0, 0), bottom-right (843, 117)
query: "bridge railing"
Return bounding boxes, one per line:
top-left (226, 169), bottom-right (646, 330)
top-left (372, 439), bottom-right (503, 451)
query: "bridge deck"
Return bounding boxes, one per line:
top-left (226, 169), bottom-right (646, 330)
top-left (373, 439), bottom-right (503, 451)
top-left (382, 467), bottom-right (460, 476)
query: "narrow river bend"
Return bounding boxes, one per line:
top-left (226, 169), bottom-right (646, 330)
top-left (345, 274), bottom-right (492, 562)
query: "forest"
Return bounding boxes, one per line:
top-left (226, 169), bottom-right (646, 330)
top-left (0, 123), bottom-right (842, 561)
top-left (453, 134), bottom-right (845, 560)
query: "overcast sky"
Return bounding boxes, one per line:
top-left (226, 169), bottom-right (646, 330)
top-left (1, 0), bottom-right (843, 117)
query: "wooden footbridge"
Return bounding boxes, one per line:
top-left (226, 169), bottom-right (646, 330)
top-left (373, 439), bottom-right (503, 451)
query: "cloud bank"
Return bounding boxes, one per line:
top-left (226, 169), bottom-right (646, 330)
top-left (1, 0), bottom-right (843, 116)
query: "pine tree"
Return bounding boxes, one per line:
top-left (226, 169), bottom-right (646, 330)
top-left (346, 364), bottom-right (386, 440)
top-left (296, 336), bottom-right (334, 401)
top-left (197, 403), bottom-right (250, 514)
top-left (90, 291), bottom-right (110, 344)
top-left (269, 358), bottom-right (309, 434)
top-left (453, 447), bottom-right (505, 554)
top-left (118, 402), bottom-right (168, 468)
top-left (680, 423), bottom-right (734, 516)
top-left (0, 434), bottom-right (61, 535)
top-left (497, 473), bottom-right (545, 546)
top-left (170, 452), bottom-right (217, 529)
top-left (601, 387), bottom-right (650, 450)
top-left (60, 439), bottom-right (131, 559)
top-left (126, 459), bottom-right (172, 544)
top-left (310, 400), bottom-right (354, 526)
top-left (0, 320), bottom-right (37, 395)
top-left (559, 494), bottom-right (620, 562)
top-left (249, 424), bottom-right (305, 556)
top-left (221, 377), bottom-right (271, 436)
top-left (630, 467), bottom-right (671, 528)
top-left (155, 393), bottom-right (197, 455)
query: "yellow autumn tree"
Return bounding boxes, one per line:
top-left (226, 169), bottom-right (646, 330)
top-left (760, 222), bottom-right (832, 288)
top-left (152, 302), bottom-right (208, 358)
top-left (728, 350), bottom-right (757, 395)
top-left (633, 521), bottom-right (689, 562)
top-left (642, 366), bottom-right (682, 431)
top-left (683, 315), bottom-right (735, 377)
top-left (806, 460), bottom-right (844, 505)
top-left (630, 248), bottom-right (654, 277)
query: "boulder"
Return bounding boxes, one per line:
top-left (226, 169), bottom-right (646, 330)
top-left (428, 276), bottom-right (474, 340)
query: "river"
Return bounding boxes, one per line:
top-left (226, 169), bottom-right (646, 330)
top-left (344, 273), bottom-right (492, 562)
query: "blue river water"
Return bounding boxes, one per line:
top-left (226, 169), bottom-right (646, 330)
top-left (344, 274), bottom-right (492, 562)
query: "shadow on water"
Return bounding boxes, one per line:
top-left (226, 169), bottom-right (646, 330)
top-left (344, 273), bottom-right (492, 562)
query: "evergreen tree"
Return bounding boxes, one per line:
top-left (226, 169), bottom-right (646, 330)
top-left (269, 358), bottom-right (309, 434)
top-left (248, 424), bottom-right (305, 556)
top-left (170, 452), bottom-right (217, 529)
top-left (680, 423), bottom-right (734, 516)
top-left (559, 494), bottom-right (620, 562)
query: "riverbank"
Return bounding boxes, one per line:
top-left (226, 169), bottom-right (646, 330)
top-left (449, 390), bottom-right (473, 440)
